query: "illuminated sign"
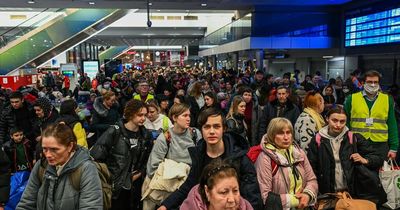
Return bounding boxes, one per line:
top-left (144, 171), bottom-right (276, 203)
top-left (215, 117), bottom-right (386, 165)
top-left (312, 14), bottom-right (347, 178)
top-left (345, 8), bottom-right (400, 47)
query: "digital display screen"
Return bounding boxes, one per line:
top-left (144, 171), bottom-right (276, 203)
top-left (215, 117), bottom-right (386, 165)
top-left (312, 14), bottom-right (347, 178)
top-left (345, 7), bottom-right (400, 47)
top-left (62, 70), bottom-right (74, 77)
top-left (82, 60), bottom-right (99, 79)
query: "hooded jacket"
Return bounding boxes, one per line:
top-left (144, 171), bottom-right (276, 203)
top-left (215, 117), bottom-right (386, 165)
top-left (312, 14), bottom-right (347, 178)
top-left (91, 96), bottom-right (119, 136)
top-left (180, 184), bottom-right (254, 210)
top-left (307, 126), bottom-right (384, 196)
top-left (17, 146), bottom-right (103, 210)
top-left (161, 132), bottom-right (263, 210)
top-left (255, 135), bottom-right (318, 210)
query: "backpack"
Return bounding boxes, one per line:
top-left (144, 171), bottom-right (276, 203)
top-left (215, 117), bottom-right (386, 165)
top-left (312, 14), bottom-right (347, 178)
top-left (38, 159), bottom-right (112, 210)
top-left (163, 127), bottom-right (198, 155)
top-left (247, 145), bottom-right (279, 176)
top-left (37, 124), bottom-right (122, 210)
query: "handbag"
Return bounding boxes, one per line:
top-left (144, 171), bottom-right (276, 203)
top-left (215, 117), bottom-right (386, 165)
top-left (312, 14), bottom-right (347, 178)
top-left (380, 159), bottom-right (400, 209)
top-left (351, 135), bottom-right (387, 204)
top-left (335, 192), bottom-right (376, 210)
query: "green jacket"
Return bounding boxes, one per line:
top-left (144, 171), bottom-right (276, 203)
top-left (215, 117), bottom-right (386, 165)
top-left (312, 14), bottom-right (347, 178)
top-left (17, 147), bottom-right (103, 210)
top-left (344, 92), bottom-right (399, 151)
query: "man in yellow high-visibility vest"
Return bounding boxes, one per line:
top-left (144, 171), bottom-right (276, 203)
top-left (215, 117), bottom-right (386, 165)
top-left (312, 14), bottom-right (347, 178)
top-left (133, 80), bottom-right (154, 103)
top-left (344, 70), bottom-right (399, 160)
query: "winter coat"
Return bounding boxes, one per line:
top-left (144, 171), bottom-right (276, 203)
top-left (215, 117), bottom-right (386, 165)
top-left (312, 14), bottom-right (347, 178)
top-left (226, 114), bottom-right (248, 141)
top-left (294, 112), bottom-right (319, 151)
top-left (146, 127), bottom-right (201, 178)
top-left (255, 136), bottom-right (318, 210)
top-left (91, 96), bottom-right (120, 137)
top-left (185, 95), bottom-right (201, 127)
top-left (0, 102), bottom-right (35, 145)
top-left (0, 147), bottom-right (10, 204)
top-left (3, 138), bottom-right (33, 172)
top-left (247, 97), bottom-right (263, 146)
top-left (17, 146), bottom-right (103, 210)
top-left (258, 99), bottom-right (300, 143)
top-left (90, 120), bottom-right (153, 198)
top-left (306, 129), bottom-right (384, 196)
top-left (161, 132), bottom-right (263, 210)
top-left (180, 184), bottom-right (254, 210)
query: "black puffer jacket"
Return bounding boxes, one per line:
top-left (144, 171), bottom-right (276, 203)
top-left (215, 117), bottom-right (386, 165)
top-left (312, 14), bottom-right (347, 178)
top-left (258, 99), bottom-right (300, 142)
top-left (91, 97), bottom-right (120, 137)
top-left (0, 102), bottom-right (35, 145)
top-left (161, 132), bottom-right (263, 210)
top-left (307, 131), bottom-right (384, 196)
top-left (90, 120), bottom-right (153, 198)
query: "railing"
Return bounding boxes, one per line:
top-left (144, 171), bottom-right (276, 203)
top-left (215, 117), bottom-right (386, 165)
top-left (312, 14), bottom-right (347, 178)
top-left (200, 13), bottom-right (252, 47)
top-left (0, 8), bottom-right (65, 48)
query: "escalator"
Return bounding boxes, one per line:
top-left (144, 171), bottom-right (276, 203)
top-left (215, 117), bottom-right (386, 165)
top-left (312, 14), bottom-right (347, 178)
top-left (0, 9), bottom-right (130, 75)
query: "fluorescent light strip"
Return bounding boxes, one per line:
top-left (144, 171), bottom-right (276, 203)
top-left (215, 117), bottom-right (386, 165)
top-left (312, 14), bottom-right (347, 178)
top-left (129, 45), bottom-right (182, 50)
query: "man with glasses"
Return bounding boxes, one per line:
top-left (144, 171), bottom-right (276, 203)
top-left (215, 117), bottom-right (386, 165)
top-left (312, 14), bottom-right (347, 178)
top-left (133, 79), bottom-right (154, 103)
top-left (344, 70), bottom-right (399, 161)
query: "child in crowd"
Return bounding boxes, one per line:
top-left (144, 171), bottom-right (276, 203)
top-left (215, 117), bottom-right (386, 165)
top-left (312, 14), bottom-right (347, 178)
top-left (3, 127), bottom-right (33, 172)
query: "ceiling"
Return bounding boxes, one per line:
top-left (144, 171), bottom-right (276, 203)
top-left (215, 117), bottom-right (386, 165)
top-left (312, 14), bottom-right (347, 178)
top-left (88, 27), bottom-right (205, 46)
top-left (0, 0), bottom-right (353, 10)
top-left (0, 0), bottom-right (354, 51)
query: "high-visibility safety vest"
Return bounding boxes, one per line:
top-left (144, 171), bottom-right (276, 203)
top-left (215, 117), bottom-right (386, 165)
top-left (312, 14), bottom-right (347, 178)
top-left (350, 92), bottom-right (389, 142)
top-left (133, 94), bottom-right (154, 102)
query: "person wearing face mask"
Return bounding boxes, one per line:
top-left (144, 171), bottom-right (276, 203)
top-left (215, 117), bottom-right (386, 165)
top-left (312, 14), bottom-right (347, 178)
top-left (344, 70), bottom-right (399, 161)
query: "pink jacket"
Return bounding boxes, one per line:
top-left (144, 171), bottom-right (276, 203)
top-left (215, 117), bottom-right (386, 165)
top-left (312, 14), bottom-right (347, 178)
top-left (180, 184), bottom-right (254, 210)
top-left (255, 135), bottom-right (318, 210)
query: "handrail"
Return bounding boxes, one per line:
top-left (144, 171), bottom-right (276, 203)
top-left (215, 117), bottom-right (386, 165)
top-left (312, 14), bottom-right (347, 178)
top-left (0, 8), bottom-right (65, 47)
top-left (203, 12), bottom-right (251, 38)
top-left (0, 8), bottom-right (49, 37)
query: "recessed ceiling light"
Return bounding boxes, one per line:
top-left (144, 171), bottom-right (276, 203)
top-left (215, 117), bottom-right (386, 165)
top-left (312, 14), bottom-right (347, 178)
top-left (88, 1), bottom-right (95, 5)
top-left (201, 3), bottom-right (207, 6)
top-left (148, 2), bottom-right (152, 6)
top-left (27, 0), bottom-right (35, 4)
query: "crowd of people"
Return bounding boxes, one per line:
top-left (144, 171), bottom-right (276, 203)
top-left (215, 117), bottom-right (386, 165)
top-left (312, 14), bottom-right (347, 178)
top-left (0, 66), bottom-right (399, 210)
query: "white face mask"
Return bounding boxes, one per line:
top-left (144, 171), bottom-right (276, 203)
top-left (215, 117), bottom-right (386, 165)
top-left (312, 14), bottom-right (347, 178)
top-left (364, 83), bottom-right (380, 95)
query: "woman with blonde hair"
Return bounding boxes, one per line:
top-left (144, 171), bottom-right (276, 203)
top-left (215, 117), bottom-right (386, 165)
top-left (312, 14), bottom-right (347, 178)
top-left (294, 91), bottom-right (325, 150)
top-left (226, 95), bottom-right (248, 142)
top-left (256, 118), bottom-right (318, 210)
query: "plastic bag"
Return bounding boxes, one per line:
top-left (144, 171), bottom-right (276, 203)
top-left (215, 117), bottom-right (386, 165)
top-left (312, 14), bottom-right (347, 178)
top-left (5, 171), bottom-right (30, 210)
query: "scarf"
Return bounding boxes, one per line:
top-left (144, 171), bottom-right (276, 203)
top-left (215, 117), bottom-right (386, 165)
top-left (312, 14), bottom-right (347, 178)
top-left (303, 107), bottom-right (325, 131)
